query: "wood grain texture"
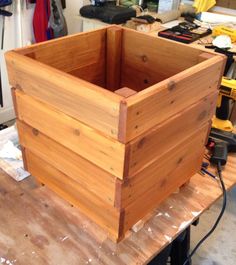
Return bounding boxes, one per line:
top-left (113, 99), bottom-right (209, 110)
top-left (13, 89), bottom-right (126, 179)
top-left (17, 121), bottom-right (117, 205)
top-left (121, 65), bottom-right (163, 92)
top-left (124, 55), bottom-right (225, 142)
top-left (15, 28), bottom-right (107, 74)
top-left (25, 149), bottom-right (122, 240)
top-left (5, 50), bottom-right (122, 139)
top-left (114, 87), bottom-right (137, 98)
top-left (121, 124), bottom-right (208, 207)
top-left (118, 100), bottom-right (128, 144)
top-left (25, 29), bottom-right (107, 87)
top-left (121, 125), bottom-right (208, 231)
top-left (68, 59), bottom-right (106, 88)
top-left (4, 26), bottom-right (227, 244)
top-left (20, 146), bottom-right (28, 172)
top-left (198, 52), bottom-right (215, 63)
top-left (121, 29), bottom-right (210, 91)
top-left (10, 87), bottom-right (18, 117)
top-left (106, 27), bottom-right (123, 91)
top-left (0, 153), bottom-right (235, 265)
top-left (19, 29), bottom-right (107, 87)
top-left (0, 25), bottom-right (234, 263)
top-left (127, 92), bottom-right (218, 176)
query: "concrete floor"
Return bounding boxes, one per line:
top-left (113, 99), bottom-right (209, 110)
top-left (191, 186), bottom-right (236, 265)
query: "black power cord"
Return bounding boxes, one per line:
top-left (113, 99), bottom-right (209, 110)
top-left (182, 161), bottom-right (227, 265)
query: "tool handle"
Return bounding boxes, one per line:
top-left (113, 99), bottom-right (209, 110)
top-left (216, 95), bottom-right (230, 120)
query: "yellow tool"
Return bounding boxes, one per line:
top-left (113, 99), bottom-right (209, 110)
top-left (212, 26), bottom-right (236, 43)
top-left (193, 0), bottom-right (216, 13)
top-left (212, 77), bottom-right (236, 131)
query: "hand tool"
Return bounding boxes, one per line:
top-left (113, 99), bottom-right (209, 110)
top-left (158, 21), bottom-right (211, 44)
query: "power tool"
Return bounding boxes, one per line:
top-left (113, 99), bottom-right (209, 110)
top-left (212, 77), bottom-right (236, 132)
top-left (209, 128), bottom-right (236, 165)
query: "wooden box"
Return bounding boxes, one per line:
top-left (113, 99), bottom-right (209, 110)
top-left (5, 26), bottom-right (225, 242)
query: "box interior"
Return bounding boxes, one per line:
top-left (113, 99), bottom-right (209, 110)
top-left (19, 26), bottom-right (212, 97)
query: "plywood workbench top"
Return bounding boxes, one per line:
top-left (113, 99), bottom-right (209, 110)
top-left (0, 152), bottom-right (236, 265)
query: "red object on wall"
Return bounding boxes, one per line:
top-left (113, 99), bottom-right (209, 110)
top-left (33, 0), bottom-right (53, 43)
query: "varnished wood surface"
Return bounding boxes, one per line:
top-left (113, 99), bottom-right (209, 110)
top-left (0, 153), bottom-right (235, 265)
top-left (14, 89), bottom-right (126, 180)
top-left (124, 55), bottom-right (225, 142)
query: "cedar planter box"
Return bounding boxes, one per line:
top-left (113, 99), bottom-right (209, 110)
top-left (5, 26), bottom-right (225, 242)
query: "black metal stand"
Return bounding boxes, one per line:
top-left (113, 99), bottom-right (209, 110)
top-left (148, 219), bottom-right (199, 265)
top-left (0, 123), bottom-right (8, 130)
top-left (170, 226), bottom-right (191, 265)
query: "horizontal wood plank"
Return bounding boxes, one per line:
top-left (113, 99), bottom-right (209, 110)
top-left (121, 29), bottom-right (216, 90)
top-left (68, 60), bottom-right (106, 88)
top-left (18, 29), bottom-right (107, 90)
top-left (1, 152), bottom-right (236, 264)
top-left (123, 55), bottom-right (225, 142)
top-left (121, 125), bottom-right (208, 231)
top-left (4, 26), bottom-right (229, 244)
top-left (5, 51), bottom-right (122, 139)
top-left (17, 121), bottom-right (117, 205)
top-left (121, 65), bottom-right (165, 92)
top-left (25, 149), bottom-right (122, 240)
top-left (15, 28), bottom-right (107, 74)
top-left (127, 92), bottom-right (218, 176)
top-left (13, 89), bottom-right (126, 179)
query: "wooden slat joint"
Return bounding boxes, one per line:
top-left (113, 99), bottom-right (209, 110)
top-left (11, 87), bottom-right (19, 117)
top-left (198, 52), bottom-right (215, 63)
top-left (114, 179), bottom-right (122, 209)
top-left (123, 143), bottom-right (131, 179)
top-left (106, 27), bottom-right (123, 91)
top-left (205, 120), bottom-right (213, 146)
top-left (118, 99), bottom-right (128, 143)
top-left (20, 146), bottom-right (29, 172)
top-left (117, 208), bottom-right (125, 242)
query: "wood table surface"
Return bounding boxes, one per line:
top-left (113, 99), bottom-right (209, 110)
top-left (0, 152), bottom-right (236, 265)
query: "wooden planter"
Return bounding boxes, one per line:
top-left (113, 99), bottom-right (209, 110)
top-left (5, 26), bottom-right (225, 242)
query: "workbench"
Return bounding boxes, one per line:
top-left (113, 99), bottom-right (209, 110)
top-left (0, 152), bottom-right (235, 265)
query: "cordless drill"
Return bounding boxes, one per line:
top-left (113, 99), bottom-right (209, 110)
top-left (212, 77), bottom-right (236, 132)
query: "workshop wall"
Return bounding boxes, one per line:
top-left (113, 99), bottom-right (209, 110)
top-left (0, 0), bottom-right (35, 124)
top-left (63, 0), bottom-right (85, 34)
top-left (217, 0), bottom-right (236, 9)
top-left (0, 0), bottom-right (84, 124)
